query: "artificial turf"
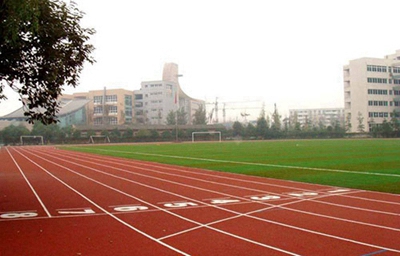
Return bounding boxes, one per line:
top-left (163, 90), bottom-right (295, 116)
top-left (62, 139), bottom-right (400, 194)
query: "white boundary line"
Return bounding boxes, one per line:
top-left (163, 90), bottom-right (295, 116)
top-left (15, 147), bottom-right (300, 256)
top-left (55, 148), bottom-right (400, 217)
top-left (61, 147), bottom-right (400, 201)
top-left (49, 149), bottom-right (400, 231)
top-left (85, 147), bottom-right (400, 178)
top-left (25, 147), bottom-right (400, 254)
top-left (11, 148), bottom-right (190, 256)
top-left (6, 148), bottom-right (52, 218)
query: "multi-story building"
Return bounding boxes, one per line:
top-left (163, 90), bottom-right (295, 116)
top-left (72, 88), bottom-right (134, 126)
top-left (134, 63), bottom-right (205, 125)
top-left (343, 50), bottom-right (400, 132)
top-left (0, 97), bottom-right (90, 128)
top-left (289, 108), bottom-right (345, 128)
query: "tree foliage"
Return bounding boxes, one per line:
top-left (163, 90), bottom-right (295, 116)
top-left (192, 105), bottom-right (207, 125)
top-left (0, 0), bottom-right (95, 124)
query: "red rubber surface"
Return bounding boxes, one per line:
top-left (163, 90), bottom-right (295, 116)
top-left (1, 146), bottom-right (399, 255)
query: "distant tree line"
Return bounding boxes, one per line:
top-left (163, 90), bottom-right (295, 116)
top-left (1, 106), bottom-right (399, 145)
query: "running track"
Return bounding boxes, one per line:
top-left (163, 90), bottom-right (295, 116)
top-left (1, 146), bottom-right (399, 255)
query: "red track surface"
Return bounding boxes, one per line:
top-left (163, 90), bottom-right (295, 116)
top-left (1, 146), bottom-right (399, 255)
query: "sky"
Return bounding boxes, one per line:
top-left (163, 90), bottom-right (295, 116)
top-left (2, 0), bottom-right (400, 121)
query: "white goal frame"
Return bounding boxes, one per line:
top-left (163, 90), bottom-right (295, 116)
top-left (192, 131), bottom-right (221, 143)
top-left (20, 135), bottom-right (44, 145)
top-left (89, 135), bottom-right (110, 144)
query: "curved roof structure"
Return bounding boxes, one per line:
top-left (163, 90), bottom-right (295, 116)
top-left (0, 98), bottom-right (90, 120)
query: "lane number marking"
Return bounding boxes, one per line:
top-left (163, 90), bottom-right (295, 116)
top-left (250, 195), bottom-right (281, 201)
top-left (113, 205), bottom-right (149, 212)
top-left (164, 202), bottom-right (198, 208)
top-left (58, 208), bottom-right (95, 215)
top-left (1, 212), bottom-right (38, 219)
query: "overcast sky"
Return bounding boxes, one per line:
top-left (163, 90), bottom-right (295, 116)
top-left (2, 0), bottom-right (400, 121)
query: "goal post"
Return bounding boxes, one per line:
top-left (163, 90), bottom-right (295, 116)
top-left (20, 135), bottom-right (44, 145)
top-left (192, 131), bottom-right (222, 143)
top-left (89, 135), bottom-right (110, 144)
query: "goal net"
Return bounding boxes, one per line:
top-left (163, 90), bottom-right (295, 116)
top-left (89, 135), bottom-right (110, 144)
top-left (20, 135), bottom-right (44, 145)
top-left (192, 131), bottom-right (222, 142)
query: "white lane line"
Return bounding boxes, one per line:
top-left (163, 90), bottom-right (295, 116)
top-left (20, 148), bottom-right (300, 256)
top-left (57, 148), bottom-right (400, 206)
top-left (6, 148), bottom-right (52, 218)
top-left (85, 147), bottom-right (400, 178)
top-left (52, 148), bottom-right (400, 220)
top-left (13, 148), bottom-right (190, 256)
top-left (33, 148), bottom-right (400, 254)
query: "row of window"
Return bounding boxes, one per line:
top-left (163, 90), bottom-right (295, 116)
top-left (367, 89), bottom-right (400, 95)
top-left (367, 65), bottom-right (400, 73)
top-left (94, 106), bottom-right (118, 114)
top-left (368, 101), bottom-right (388, 106)
top-left (93, 95), bottom-right (118, 104)
top-left (367, 89), bottom-right (388, 95)
top-left (368, 112), bottom-right (389, 118)
top-left (93, 117), bottom-right (118, 125)
top-left (144, 84), bottom-right (163, 88)
top-left (367, 77), bottom-right (388, 84)
top-left (367, 65), bottom-right (387, 72)
top-left (367, 77), bottom-right (400, 84)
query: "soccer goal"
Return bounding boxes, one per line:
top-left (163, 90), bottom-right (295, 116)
top-left (20, 135), bottom-right (44, 145)
top-left (89, 135), bottom-right (110, 144)
top-left (192, 131), bottom-right (222, 143)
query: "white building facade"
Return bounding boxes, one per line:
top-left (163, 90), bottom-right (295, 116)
top-left (134, 63), bottom-right (205, 125)
top-left (343, 50), bottom-right (400, 132)
top-left (289, 108), bottom-right (345, 128)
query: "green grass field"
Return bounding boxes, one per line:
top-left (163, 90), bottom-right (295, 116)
top-left (62, 139), bottom-right (400, 194)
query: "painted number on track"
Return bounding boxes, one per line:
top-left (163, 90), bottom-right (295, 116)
top-left (114, 206), bottom-right (149, 212)
top-left (1, 212), bottom-right (38, 219)
top-left (58, 208), bottom-right (95, 215)
top-left (210, 199), bottom-right (241, 204)
top-left (250, 195), bottom-right (281, 201)
top-left (164, 202), bottom-right (198, 208)
top-left (288, 192), bottom-right (318, 197)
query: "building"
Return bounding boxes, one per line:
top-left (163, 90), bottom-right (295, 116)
top-left (134, 63), bottom-right (205, 125)
top-left (0, 97), bottom-right (89, 128)
top-left (343, 50), bottom-right (400, 132)
top-left (289, 108), bottom-right (345, 128)
top-left (71, 88), bottom-right (134, 126)
top-left (1, 63), bottom-right (204, 128)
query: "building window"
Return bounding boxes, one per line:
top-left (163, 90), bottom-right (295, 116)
top-left (94, 106), bottom-right (103, 115)
top-left (109, 105), bottom-right (117, 114)
top-left (367, 77), bottom-right (388, 84)
top-left (105, 95), bottom-right (117, 103)
top-left (367, 89), bottom-right (388, 95)
top-left (109, 117), bottom-right (118, 125)
top-left (367, 65), bottom-right (387, 72)
top-left (94, 117), bottom-right (102, 125)
top-left (94, 96), bottom-right (103, 104)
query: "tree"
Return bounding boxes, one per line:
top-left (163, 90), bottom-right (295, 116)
top-left (177, 107), bottom-right (188, 125)
top-left (390, 110), bottom-right (400, 137)
top-left (192, 105), bottom-right (207, 125)
top-left (232, 121), bottom-right (244, 137)
top-left (0, 0), bottom-right (95, 124)
top-left (166, 110), bottom-right (176, 125)
top-left (245, 122), bottom-right (256, 138)
top-left (256, 107), bottom-right (268, 138)
top-left (1, 124), bottom-right (30, 145)
top-left (356, 112), bottom-right (365, 133)
top-left (345, 113), bottom-right (352, 132)
top-left (271, 104), bottom-right (281, 131)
